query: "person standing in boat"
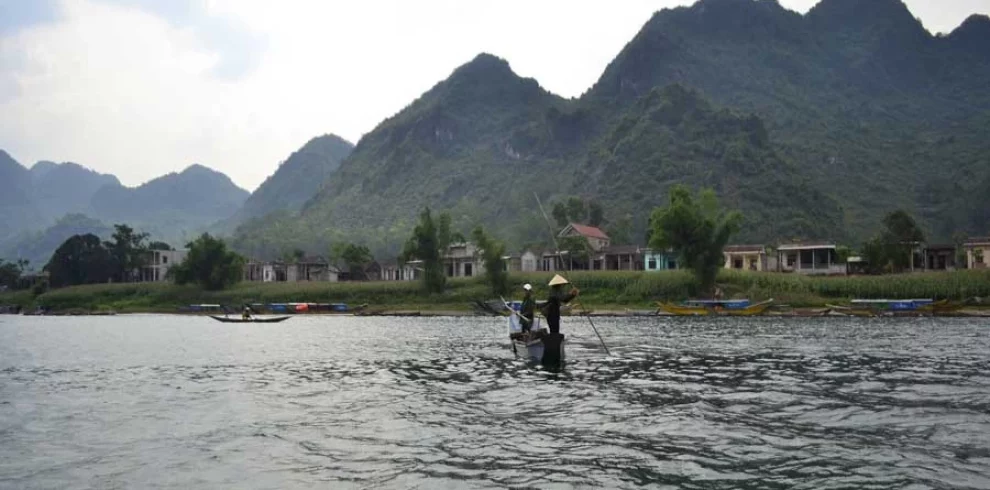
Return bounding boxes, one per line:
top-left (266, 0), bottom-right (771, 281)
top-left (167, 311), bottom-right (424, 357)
top-left (541, 274), bottom-right (579, 335)
top-left (519, 283), bottom-right (536, 333)
top-left (242, 304), bottom-right (252, 320)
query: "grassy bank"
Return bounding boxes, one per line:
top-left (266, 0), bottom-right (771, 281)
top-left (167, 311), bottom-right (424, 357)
top-left (3, 269), bottom-right (990, 314)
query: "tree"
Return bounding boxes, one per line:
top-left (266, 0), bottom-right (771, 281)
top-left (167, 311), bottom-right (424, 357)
top-left (148, 241), bottom-right (173, 251)
top-left (558, 235), bottom-right (592, 270)
top-left (104, 224), bottom-right (149, 283)
top-left (861, 210), bottom-right (927, 274)
top-left (551, 202), bottom-right (569, 228)
top-left (400, 208), bottom-right (451, 293)
top-left (880, 210), bottom-right (925, 271)
top-left (44, 234), bottom-right (114, 288)
top-left (341, 244), bottom-right (374, 280)
top-left (648, 185), bottom-right (742, 296)
top-left (588, 200), bottom-right (605, 227)
top-left (607, 215), bottom-right (634, 245)
top-left (0, 259), bottom-right (28, 290)
top-left (171, 234), bottom-right (244, 290)
top-left (472, 226), bottom-right (509, 295)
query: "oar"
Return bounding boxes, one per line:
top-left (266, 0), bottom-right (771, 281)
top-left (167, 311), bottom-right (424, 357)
top-left (534, 192), bottom-right (611, 356)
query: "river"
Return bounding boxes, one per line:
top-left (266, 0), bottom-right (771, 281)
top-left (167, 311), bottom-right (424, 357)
top-left (1, 314), bottom-right (988, 489)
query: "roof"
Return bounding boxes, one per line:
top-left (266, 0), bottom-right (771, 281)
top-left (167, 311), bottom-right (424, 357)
top-left (724, 245), bottom-right (765, 254)
top-left (964, 237), bottom-right (990, 246)
top-left (560, 223), bottom-right (610, 241)
top-left (777, 242), bottom-right (836, 251)
top-left (923, 244), bottom-right (956, 251)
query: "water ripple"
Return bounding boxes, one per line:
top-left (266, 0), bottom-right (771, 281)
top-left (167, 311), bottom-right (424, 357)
top-left (0, 315), bottom-right (988, 488)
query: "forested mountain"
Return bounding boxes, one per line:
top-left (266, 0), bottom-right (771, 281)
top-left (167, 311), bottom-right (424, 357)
top-left (89, 164), bottom-right (248, 244)
top-left (229, 0), bottom-right (989, 258)
top-left (0, 155), bottom-right (248, 263)
top-left (29, 161), bottom-right (120, 222)
top-left (0, 151), bottom-right (40, 241)
top-left (587, 0), bottom-right (990, 238)
top-left (221, 134), bottom-right (353, 230)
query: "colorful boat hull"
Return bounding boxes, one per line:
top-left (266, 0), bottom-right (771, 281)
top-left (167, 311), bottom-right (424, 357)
top-left (657, 299), bottom-right (774, 317)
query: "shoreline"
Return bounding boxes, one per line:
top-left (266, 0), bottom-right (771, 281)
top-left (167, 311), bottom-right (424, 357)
top-left (3, 269), bottom-right (990, 318)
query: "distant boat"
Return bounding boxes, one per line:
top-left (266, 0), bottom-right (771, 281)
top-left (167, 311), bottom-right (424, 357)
top-left (209, 315), bottom-right (291, 323)
top-left (656, 299), bottom-right (774, 317)
top-left (827, 299), bottom-right (963, 317)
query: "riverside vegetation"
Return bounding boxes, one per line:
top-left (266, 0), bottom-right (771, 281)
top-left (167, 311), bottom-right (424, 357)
top-left (4, 269), bottom-right (990, 314)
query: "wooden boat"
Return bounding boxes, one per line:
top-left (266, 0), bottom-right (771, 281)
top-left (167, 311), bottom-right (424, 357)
top-left (827, 299), bottom-right (965, 317)
top-left (504, 300), bottom-right (565, 365)
top-left (209, 315), bottom-right (291, 323)
top-left (656, 299), bottom-right (774, 317)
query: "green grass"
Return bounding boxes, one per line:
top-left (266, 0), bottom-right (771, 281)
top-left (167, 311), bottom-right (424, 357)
top-left (3, 269), bottom-right (988, 313)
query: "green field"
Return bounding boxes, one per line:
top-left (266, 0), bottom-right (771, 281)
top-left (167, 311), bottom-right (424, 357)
top-left (3, 269), bottom-right (990, 314)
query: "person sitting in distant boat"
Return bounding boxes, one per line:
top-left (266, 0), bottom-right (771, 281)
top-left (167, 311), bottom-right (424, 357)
top-left (242, 305), bottom-right (252, 320)
top-left (540, 274), bottom-right (579, 335)
top-left (519, 283), bottom-right (536, 333)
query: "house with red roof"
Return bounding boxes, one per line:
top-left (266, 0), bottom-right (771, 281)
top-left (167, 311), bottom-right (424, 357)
top-left (558, 223), bottom-right (610, 252)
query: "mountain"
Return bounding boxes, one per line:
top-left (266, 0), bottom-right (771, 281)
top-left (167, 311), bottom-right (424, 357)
top-left (0, 214), bottom-right (113, 270)
top-left (588, 0), bottom-right (990, 239)
top-left (224, 134), bottom-right (353, 228)
top-left (29, 161), bottom-right (120, 222)
top-left (232, 52), bottom-right (838, 257)
top-left (0, 151), bottom-right (41, 241)
top-left (89, 164), bottom-right (249, 244)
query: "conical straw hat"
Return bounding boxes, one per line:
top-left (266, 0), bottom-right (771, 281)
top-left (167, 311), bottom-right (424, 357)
top-left (548, 274), bottom-right (569, 286)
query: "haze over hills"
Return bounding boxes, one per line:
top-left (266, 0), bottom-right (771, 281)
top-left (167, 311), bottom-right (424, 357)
top-left (0, 153), bottom-right (249, 267)
top-left (233, 0), bottom-right (990, 258)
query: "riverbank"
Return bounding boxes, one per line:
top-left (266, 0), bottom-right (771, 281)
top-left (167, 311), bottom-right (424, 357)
top-left (2, 269), bottom-right (989, 315)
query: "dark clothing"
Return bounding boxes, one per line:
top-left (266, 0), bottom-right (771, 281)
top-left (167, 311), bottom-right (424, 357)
top-left (541, 290), bottom-right (576, 334)
top-left (520, 294), bottom-right (536, 332)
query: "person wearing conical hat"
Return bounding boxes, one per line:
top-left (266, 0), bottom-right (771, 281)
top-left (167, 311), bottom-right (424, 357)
top-left (540, 274), bottom-right (579, 335)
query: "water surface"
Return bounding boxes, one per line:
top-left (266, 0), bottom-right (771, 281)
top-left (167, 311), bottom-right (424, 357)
top-left (1, 314), bottom-right (988, 489)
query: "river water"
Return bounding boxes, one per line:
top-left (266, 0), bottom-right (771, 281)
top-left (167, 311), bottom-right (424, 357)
top-left (1, 314), bottom-right (988, 489)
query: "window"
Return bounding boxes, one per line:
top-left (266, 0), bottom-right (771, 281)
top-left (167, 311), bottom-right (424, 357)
top-left (648, 258), bottom-right (657, 270)
top-left (787, 253), bottom-right (797, 267)
top-left (464, 263), bottom-right (473, 277)
top-left (733, 258), bottom-right (743, 269)
top-left (162, 256), bottom-right (168, 264)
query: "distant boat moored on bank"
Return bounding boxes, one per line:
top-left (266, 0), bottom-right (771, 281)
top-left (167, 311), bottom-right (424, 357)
top-left (657, 298), bottom-right (774, 317)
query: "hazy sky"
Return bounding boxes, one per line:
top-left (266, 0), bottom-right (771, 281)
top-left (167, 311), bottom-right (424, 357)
top-left (1, 0), bottom-right (986, 191)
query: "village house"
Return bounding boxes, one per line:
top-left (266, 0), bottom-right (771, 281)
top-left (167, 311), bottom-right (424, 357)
top-left (380, 259), bottom-right (418, 281)
top-left (776, 242), bottom-right (846, 275)
top-left (599, 245), bottom-right (646, 271)
top-left (723, 245), bottom-right (767, 272)
top-left (644, 249), bottom-right (679, 271)
top-left (137, 249), bottom-right (187, 282)
top-left (922, 244), bottom-right (957, 271)
top-left (443, 242), bottom-right (484, 277)
top-left (963, 237), bottom-right (989, 269)
top-left (243, 257), bottom-right (339, 283)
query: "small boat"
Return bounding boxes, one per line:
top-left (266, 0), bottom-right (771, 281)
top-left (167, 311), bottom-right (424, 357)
top-left (209, 315), bottom-right (291, 323)
top-left (504, 300), bottom-right (565, 365)
top-left (656, 299), bottom-right (774, 317)
top-left (827, 299), bottom-right (964, 317)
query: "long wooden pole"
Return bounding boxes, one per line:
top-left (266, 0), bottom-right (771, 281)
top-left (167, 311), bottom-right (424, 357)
top-left (533, 192), bottom-right (610, 356)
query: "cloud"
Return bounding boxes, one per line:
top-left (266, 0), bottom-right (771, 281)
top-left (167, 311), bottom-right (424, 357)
top-left (97, 0), bottom-right (267, 80)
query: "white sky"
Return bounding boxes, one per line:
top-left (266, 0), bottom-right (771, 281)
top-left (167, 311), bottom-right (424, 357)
top-left (1, 0), bottom-right (986, 191)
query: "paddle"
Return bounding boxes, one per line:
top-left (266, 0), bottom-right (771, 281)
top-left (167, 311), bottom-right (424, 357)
top-left (534, 192), bottom-right (611, 356)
